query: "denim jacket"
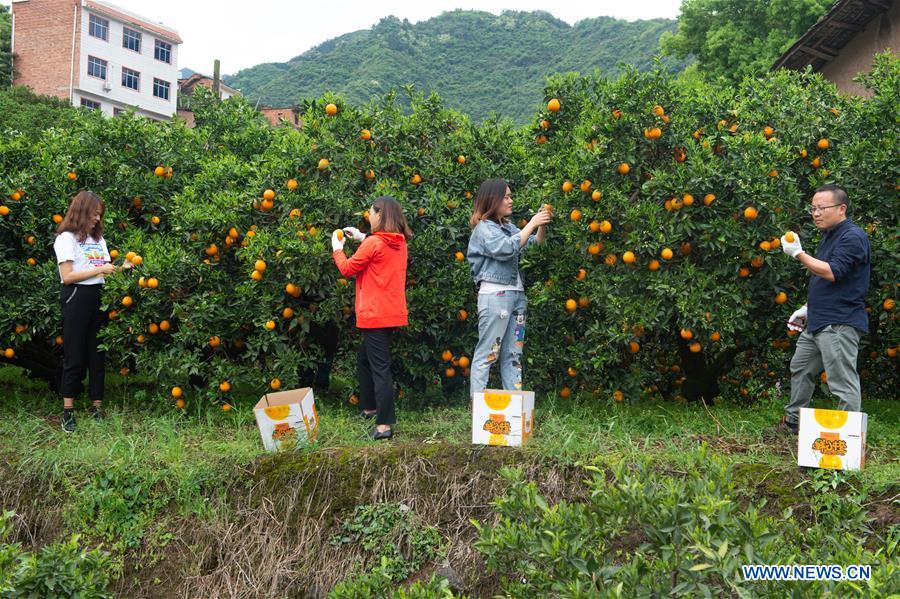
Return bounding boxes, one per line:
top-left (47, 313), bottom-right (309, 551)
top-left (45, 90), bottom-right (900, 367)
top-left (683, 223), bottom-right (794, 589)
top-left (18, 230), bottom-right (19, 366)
top-left (466, 219), bottom-right (537, 286)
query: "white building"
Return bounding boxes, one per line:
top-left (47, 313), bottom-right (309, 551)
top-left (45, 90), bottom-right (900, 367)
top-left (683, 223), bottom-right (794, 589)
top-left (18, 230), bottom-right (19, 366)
top-left (12, 0), bottom-right (182, 120)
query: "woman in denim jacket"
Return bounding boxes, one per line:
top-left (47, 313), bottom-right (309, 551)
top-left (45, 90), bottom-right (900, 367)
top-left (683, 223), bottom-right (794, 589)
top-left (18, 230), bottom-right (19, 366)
top-left (466, 179), bottom-right (551, 396)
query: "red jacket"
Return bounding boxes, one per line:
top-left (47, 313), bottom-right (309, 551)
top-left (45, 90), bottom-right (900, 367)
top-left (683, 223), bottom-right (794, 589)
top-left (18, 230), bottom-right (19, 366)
top-left (332, 232), bottom-right (408, 329)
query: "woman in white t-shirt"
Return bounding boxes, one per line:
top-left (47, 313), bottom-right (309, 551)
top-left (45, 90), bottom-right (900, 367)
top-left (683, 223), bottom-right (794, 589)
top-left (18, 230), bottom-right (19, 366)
top-left (53, 191), bottom-right (127, 433)
top-left (465, 179), bottom-right (551, 396)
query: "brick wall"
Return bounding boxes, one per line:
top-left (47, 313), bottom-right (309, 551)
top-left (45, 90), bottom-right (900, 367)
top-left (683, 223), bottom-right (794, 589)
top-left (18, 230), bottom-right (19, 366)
top-left (12, 0), bottom-right (82, 99)
top-left (260, 108), bottom-right (300, 128)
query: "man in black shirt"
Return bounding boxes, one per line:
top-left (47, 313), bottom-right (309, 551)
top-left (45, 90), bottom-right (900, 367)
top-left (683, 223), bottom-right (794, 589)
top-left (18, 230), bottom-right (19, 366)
top-left (771, 184), bottom-right (871, 435)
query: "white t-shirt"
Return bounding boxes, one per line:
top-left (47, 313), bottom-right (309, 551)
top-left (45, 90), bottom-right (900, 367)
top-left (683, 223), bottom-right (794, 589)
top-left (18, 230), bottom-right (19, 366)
top-left (479, 276), bottom-right (524, 294)
top-left (53, 232), bottom-right (110, 285)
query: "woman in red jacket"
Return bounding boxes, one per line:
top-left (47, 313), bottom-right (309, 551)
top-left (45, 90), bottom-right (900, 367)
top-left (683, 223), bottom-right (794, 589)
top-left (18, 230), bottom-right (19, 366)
top-left (332, 196), bottom-right (412, 440)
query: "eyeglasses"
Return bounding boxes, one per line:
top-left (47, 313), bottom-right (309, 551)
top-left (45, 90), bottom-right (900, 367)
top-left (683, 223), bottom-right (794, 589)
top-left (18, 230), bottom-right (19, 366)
top-left (808, 203), bottom-right (842, 215)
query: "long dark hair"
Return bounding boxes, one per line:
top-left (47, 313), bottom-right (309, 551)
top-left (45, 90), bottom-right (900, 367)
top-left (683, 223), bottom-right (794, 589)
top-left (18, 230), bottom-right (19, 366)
top-left (371, 196), bottom-right (413, 240)
top-left (469, 178), bottom-right (508, 227)
top-left (57, 190), bottom-right (105, 243)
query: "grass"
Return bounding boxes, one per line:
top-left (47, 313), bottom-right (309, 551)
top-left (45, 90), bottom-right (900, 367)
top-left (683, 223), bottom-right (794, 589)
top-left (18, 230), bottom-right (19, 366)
top-left (0, 365), bottom-right (897, 596)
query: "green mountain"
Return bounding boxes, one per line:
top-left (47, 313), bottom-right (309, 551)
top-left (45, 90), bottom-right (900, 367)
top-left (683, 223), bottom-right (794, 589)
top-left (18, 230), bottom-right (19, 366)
top-left (224, 10), bottom-right (682, 122)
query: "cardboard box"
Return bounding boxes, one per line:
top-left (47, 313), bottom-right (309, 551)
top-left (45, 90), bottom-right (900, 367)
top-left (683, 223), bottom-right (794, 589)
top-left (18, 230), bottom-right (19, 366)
top-left (472, 389), bottom-right (534, 447)
top-left (797, 407), bottom-right (867, 471)
top-left (254, 387), bottom-right (319, 452)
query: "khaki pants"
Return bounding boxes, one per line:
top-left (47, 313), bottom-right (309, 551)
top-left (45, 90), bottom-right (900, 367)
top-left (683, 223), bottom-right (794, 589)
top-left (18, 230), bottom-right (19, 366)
top-left (785, 324), bottom-right (863, 424)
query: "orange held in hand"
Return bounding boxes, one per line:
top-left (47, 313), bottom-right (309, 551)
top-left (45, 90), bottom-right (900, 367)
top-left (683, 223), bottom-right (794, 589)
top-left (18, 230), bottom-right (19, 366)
top-left (784, 231), bottom-right (795, 243)
top-left (334, 229), bottom-right (344, 241)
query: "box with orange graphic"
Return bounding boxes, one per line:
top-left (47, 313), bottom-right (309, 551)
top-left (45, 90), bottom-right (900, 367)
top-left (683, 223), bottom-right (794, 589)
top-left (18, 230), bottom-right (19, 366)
top-left (472, 389), bottom-right (534, 447)
top-left (254, 387), bottom-right (319, 452)
top-left (797, 408), bottom-right (866, 471)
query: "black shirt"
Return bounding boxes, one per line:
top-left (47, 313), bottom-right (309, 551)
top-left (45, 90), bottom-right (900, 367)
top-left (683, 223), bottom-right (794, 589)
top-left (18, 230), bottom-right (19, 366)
top-left (807, 219), bottom-right (870, 334)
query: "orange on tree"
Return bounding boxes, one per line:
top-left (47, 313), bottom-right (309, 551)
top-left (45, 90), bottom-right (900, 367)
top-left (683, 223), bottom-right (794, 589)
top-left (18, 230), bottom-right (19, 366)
top-left (617, 162), bottom-right (630, 175)
top-left (282, 307), bottom-right (295, 319)
top-left (360, 129), bottom-right (372, 140)
top-left (317, 158), bottom-right (329, 170)
top-left (286, 178), bottom-right (298, 190)
top-left (171, 386), bottom-right (183, 398)
top-left (578, 296), bottom-right (589, 308)
top-left (591, 190), bottom-right (602, 201)
top-left (209, 335), bottom-right (221, 348)
top-left (660, 248), bottom-right (673, 260)
top-left (703, 193), bottom-right (715, 206)
top-left (325, 103), bottom-right (338, 115)
top-left (884, 298), bottom-right (895, 311)
top-left (159, 320), bottom-right (171, 331)
top-left (775, 291), bottom-right (788, 304)
top-left (457, 155), bottom-right (466, 164)
top-left (589, 220), bottom-right (602, 233)
top-left (547, 98), bottom-right (561, 112)
top-left (264, 320), bottom-right (276, 331)
top-left (175, 398), bottom-right (186, 410)
top-left (121, 296), bottom-right (133, 307)
top-left (219, 381), bottom-right (231, 393)
top-left (251, 270), bottom-right (263, 281)
top-left (743, 206), bottom-right (758, 220)
top-left (710, 331), bottom-right (722, 342)
top-left (561, 180), bottom-right (574, 193)
top-left (622, 251), bottom-right (636, 264)
top-left (270, 378), bottom-right (282, 390)
top-left (3, 348), bottom-right (13, 359)
top-left (588, 243), bottom-right (601, 255)
top-left (577, 268), bottom-right (587, 280)
top-left (559, 386), bottom-right (571, 398)
top-left (689, 342), bottom-right (702, 353)
top-left (569, 209), bottom-right (582, 222)
top-left (680, 328), bottom-right (693, 340)
top-left (599, 220), bottom-right (612, 234)
top-left (613, 390), bottom-right (624, 402)
top-left (154, 166), bottom-right (165, 176)
top-left (455, 251), bottom-right (465, 262)
top-left (458, 356), bottom-right (470, 368)
top-left (457, 309), bottom-right (468, 321)
top-left (817, 138), bottom-right (829, 150)
top-left (580, 179), bottom-right (592, 192)
top-left (648, 259), bottom-right (660, 271)
top-left (441, 349), bottom-right (453, 362)
top-left (263, 189), bottom-right (275, 201)
top-left (565, 299), bottom-right (577, 313)
top-left (629, 341), bottom-right (640, 354)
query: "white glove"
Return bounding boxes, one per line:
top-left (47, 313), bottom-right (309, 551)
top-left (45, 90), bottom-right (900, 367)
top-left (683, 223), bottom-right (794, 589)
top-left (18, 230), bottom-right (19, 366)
top-left (788, 305), bottom-right (808, 332)
top-left (781, 233), bottom-right (804, 259)
top-left (331, 230), bottom-right (345, 252)
top-left (342, 226), bottom-right (366, 241)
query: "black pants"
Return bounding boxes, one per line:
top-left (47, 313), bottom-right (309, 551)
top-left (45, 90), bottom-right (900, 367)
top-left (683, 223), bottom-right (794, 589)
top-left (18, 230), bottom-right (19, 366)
top-left (60, 284), bottom-right (106, 401)
top-left (357, 328), bottom-right (396, 425)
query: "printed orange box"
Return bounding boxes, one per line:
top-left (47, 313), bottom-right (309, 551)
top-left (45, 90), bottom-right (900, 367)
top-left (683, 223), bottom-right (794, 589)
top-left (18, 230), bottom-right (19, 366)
top-left (797, 408), bottom-right (866, 471)
top-left (472, 389), bottom-right (534, 447)
top-left (254, 387), bottom-right (319, 452)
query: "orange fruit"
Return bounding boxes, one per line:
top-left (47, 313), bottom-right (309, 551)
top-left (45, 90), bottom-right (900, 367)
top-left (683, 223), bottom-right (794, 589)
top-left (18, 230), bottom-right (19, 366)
top-left (282, 307), bottom-right (295, 319)
top-left (589, 220), bottom-right (602, 233)
top-left (154, 166), bottom-right (165, 176)
top-left (457, 155), bottom-right (466, 164)
top-left (648, 260), bottom-right (660, 271)
top-left (559, 386), bottom-right (571, 398)
top-left (457, 309), bottom-right (468, 321)
top-left (3, 348), bottom-right (14, 359)
top-left (682, 193), bottom-right (694, 206)
top-left (569, 209), bottom-right (582, 222)
top-left (148, 323), bottom-right (159, 334)
top-left (285, 283), bottom-right (301, 297)
top-left (286, 178), bottom-right (298, 190)
top-left (775, 291), bottom-right (788, 304)
top-left (52, 213), bottom-right (63, 223)
top-left (599, 220), bottom-right (612, 234)
top-left (0, 206), bottom-right (9, 216)
top-left (219, 381), bottom-right (231, 393)
top-left (689, 342), bottom-right (702, 353)
top-left (768, 169), bottom-right (779, 178)
top-left (263, 189), bottom-right (275, 201)
top-left (738, 267), bottom-right (750, 278)
top-left (445, 366), bottom-right (456, 378)
top-left (410, 174), bottom-right (422, 185)
top-left (535, 134), bottom-right (547, 145)
top-left (147, 277), bottom-right (159, 289)
top-left (884, 298), bottom-right (895, 311)
top-left (171, 386), bottom-right (183, 398)
top-left (617, 163), bottom-right (630, 175)
top-left (629, 341), bottom-right (640, 354)
top-left (565, 299), bottom-right (577, 313)
top-left (547, 98), bottom-right (561, 112)
top-left (26, 258), bottom-right (36, 266)
top-left (577, 268), bottom-right (587, 280)
top-left (811, 157), bottom-right (822, 169)
top-left (264, 320), bottom-right (276, 331)
top-left (703, 193), bottom-right (715, 206)
top-left (209, 335), bottom-right (221, 348)
top-left (591, 190), bottom-right (602, 201)
top-left (455, 251), bottom-right (465, 262)
top-left (660, 248), bottom-right (673, 260)
top-left (174, 398), bottom-right (186, 410)
top-left (578, 296), bottom-right (590, 308)
top-left (680, 328), bottom-right (693, 340)
top-left (612, 109), bottom-right (622, 119)
top-left (763, 126), bottom-right (774, 138)
top-left (441, 349), bottom-right (453, 362)
top-left (743, 206), bottom-right (758, 220)
top-left (561, 180), bottom-right (574, 193)
top-left (317, 158), bottom-right (329, 170)
top-left (270, 378), bottom-right (282, 390)
top-left (360, 129), bottom-right (371, 140)
top-left (324, 103), bottom-right (338, 115)
top-left (680, 242), bottom-right (692, 255)
top-left (784, 231), bottom-right (795, 243)
top-left (604, 253), bottom-right (617, 266)
top-left (817, 138), bottom-right (829, 150)
top-left (540, 119), bottom-right (551, 130)
top-left (254, 259), bottom-right (267, 272)
top-left (652, 104), bottom-right (665, 116)
top-left (710, 331), bottom-right (721, 342)
top-left (580, 180), bottom-right (592, 192)
top-left (759, 241), bottom-right (771, 251)
top-left (159, 320), bottom-right (170, 331)
top-left (251, 270), bottom-right (263, 281)
top-left (458, 356), bottom-right (470, 368)
top-left (121, 296), bottom-right (133, 307)
top-left (622, 251), bottom-right (636, 264)
top-left (588, 243), bottom-right (601, 255)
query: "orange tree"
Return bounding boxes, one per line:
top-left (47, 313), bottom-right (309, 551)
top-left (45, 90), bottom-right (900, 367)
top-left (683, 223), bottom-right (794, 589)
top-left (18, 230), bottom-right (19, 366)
top-left (0, 53), bottom-right (896, 407)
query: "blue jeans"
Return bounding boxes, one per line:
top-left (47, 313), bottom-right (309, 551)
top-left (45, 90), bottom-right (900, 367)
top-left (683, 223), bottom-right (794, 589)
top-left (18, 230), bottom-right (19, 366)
top-left (470, 290), bottom-right (527, 396)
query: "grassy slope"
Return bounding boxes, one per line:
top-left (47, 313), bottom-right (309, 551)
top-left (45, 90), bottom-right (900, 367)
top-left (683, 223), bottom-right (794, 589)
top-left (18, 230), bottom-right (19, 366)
top-left (0, 366), bottom-right (897, 595)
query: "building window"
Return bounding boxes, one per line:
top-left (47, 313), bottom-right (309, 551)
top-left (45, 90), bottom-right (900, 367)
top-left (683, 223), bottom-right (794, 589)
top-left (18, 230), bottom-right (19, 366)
top-left (80, 98), bottom-right (101, 110)
top-left (152, 78), bottom-right (171, 100)
top-left (121, 67), bottom-right (140, 91)
top-left (87, 56), bottom-right (108, 80)
top-left (88, 14), bottom-right (109, 41)
top-left (113, 107), bottom-right (125, 116)
top-left (154, 40), bottom-right (172, 64)
top-left (123, 27), bottom-right (142, 53)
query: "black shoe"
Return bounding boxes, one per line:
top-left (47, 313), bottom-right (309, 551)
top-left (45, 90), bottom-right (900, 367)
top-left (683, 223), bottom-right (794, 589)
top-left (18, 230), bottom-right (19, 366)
top-left (62, 410), bottom-right (76, 433)
top-left (765, 416), bottom-right (798, 438)
top-left (370, 426), bottom-right (393, 440)
top-left (360, 410), bottom-right (377, 419)
top-left (90, 405), bottom-right (104, 421)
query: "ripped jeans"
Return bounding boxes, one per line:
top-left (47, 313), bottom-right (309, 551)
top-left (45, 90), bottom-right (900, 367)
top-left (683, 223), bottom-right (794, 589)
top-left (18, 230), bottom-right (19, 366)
top-left (470, 290), bottom-right (526, 396)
